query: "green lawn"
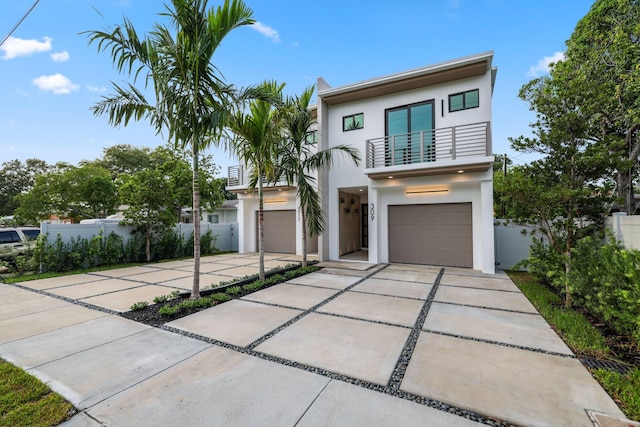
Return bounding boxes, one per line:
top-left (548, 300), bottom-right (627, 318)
top-left (0, 359), bottom-right (74, 427)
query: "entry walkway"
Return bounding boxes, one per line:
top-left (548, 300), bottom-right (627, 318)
top-left (0, 256), bottom-right (629, 426)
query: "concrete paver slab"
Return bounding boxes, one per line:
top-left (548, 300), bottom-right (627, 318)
top-left (372, 269), bottom-right (438, 284)
top-left (29, 328), bottom-right (210, 409)
top-left (297, 380), bottom-right (480, 427)
top-left (440, 274), bottom-right (520, 292)
top-left (147, 260), bottom-right (193, 269)
top-left (90, 266), bottom-right (158, 278)
top-left (176, 262), bottom-right (238, 273)
top-left (159, 274), bottom-right (225, 290)
top-left (0, 284), bottom-right (57, 305)
top-left (0, 315), bottom-right (150, 368)
top-left (80, 285), bottom-right (178, 312)
top-left (318, 291), bottom-right (423, 327)
top-left (443, 266), bottom-right (503, 278)
top-left (319, 267), bottom-right (372, 277)
top-left (47, 278), bottom-right (142, 299)
top-left (215, 265), bottom-right (261, 278)
top-left (287, 272), bottom-right (361, 289)
top-left (0, 293), bottom-right (68, 319)
top-left (209, 257), bottom-right (260, 266)
top-left (0, 305), bottom-right (107, 344)
top-left (255, 313), bottom-right (409, 384)
top-left (386, 263), bottom-right (443, 274)
top-left (315, 261), bottom-right (374, 270)
top-left (401, 332), bottom-right (624, 427)
top-left (259, 259), bottom-right (296, 269)
top-left (425, 302), bottom-right (572, 354)
top-left (352, 277), bottom-right (432, 300)
top-left (434, 286), bottom-right (538, 313)
top-left (87, 345), bottom-right (330, 427)
top-left (242, 283), bottom-right (339, 310)
top-left (17, 274), bottom-right (103, 290)
top-left (167, 299), bottom-right (302, 347)
top-left (122, 269), bottom-right (192, 284)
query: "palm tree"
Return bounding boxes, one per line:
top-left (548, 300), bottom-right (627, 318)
top-left (279, 85), bottom-right (361, 267)
top-left (85, 0), bottom-right (258, 299)
top-left (227, 81), bottom-right (285, 279)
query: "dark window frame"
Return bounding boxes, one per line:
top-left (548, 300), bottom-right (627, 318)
top-left (448, 89), bottom-right (479, 112)
top-left (342, 113), bottom-right (364, 131)
top-left (305, 130), bottom-right (318, 145)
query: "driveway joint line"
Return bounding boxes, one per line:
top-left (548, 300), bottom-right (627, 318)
top-left (243, 265), bottom-right (392, 351)
top-left (293, 379), bottom-right (332, 426)
top-left (348, 288), bottom-right (427, 301)
top-left (423, 329), bottom-right (576, 358)
top-left (386, 267), bottom-right (444, 393)
top-left (313, 310), bottom-right (413, 330)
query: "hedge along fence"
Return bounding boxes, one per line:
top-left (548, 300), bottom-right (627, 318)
top-left (19, 222), bottom-right (239, 274)
top-left (525, 237), bottom-right (640, 347)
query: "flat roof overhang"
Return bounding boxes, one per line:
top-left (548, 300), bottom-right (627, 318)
top-left (365, 161), bottom-right (492, 180)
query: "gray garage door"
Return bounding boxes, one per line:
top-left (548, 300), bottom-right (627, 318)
top-left (388, 203), bottom-right (472, 267)
top-left (257, 210), bottom-right (296, 254)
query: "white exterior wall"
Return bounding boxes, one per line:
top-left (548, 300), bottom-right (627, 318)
top-left (320, 57), bottom-right (495, 273)
top-left (606, 213), bottom-right (640, 250)
top-left (236, 190), bottom-right (297, 253)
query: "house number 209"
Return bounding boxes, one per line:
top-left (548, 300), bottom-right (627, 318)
top-left (370, 203), bottom-right (375, 221)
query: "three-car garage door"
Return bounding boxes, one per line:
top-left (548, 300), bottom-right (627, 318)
top-left (388, 203), bottom-right (472, 267)
top-left (257, 210), bottom-right (296, 254)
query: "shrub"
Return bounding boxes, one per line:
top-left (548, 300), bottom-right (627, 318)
top-left (211, 293), bottom-right (231, 302)
top-left (130, 301), bottom-right (149, 311)
top-left (225, 285), bottom-right (242, 295)
top-left (158, 304), bottom-right (179, 316)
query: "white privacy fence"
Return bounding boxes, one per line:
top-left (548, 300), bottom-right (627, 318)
top-left (606, 213), bottom-right (640, 250)
top-left (494, 220), bottom-right (546, 271)
top-left (40, 222), bottom-right (239, 252)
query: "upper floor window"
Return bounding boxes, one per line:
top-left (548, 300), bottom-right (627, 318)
top-left (449, 89), bottom-right (479, 112)
top-left (305, 130), bottom-right (318, 144)
top-left (343, 113), bottom-right (364, 131)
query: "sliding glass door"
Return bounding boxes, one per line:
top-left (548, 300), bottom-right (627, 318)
top-left (385, 100), bottom-right (434, 166)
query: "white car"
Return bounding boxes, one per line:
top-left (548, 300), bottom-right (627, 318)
top-left (0, 227), bottom-right (40, 258)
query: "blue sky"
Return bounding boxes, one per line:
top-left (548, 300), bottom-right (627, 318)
top-left (1, 0), bottom-right (594, 175)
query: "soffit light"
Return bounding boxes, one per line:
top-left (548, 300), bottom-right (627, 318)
top-left (457, 170), bottom-right (464, 173)
top-left (405, 189), bottom-right (449, 195)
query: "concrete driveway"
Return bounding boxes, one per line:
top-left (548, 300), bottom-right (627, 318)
top-left (0, 254), bottom-right (628, 426)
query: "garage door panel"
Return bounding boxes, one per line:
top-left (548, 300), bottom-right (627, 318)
top-left (257, 210), bottom-right (296, 254)
top-left (388, 203), bottom-right (472, 268)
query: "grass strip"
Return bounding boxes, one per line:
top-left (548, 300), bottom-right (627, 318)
top-left (592, 368), bottom-right (640, 420)
top-left (0, 359), bottom-right (74, 427)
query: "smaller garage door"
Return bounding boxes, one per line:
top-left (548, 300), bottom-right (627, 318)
top-left (257, 210), bottom-right (296, 254)
top-left (388, 203), bottom-right (472, 267)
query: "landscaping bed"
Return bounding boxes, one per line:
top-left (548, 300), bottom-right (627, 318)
top-left (121, 264), bottom-right (319, 327)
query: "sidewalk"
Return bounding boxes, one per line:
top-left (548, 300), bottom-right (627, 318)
top-left (0, 257), bottom-right (628, 426)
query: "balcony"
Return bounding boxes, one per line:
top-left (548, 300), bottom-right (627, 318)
top-left (365, 121), bottom-right (493, 179)
top-left (227, 165), bottom-right (292, 192)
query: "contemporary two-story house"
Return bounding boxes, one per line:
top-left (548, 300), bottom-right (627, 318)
top-left (229, 51), bottom-right (496, 274)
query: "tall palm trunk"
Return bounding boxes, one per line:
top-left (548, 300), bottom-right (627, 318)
top-left (301, 207), bottom-right (308, 268)
top-left (191, 143), bottom-right (201, 299)
top-left (258, 171), bottom-right (265, 280)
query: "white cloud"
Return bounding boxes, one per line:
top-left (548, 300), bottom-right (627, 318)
top-left (527, 51), bottom-right (565, 77)
top-left (86, 84), bottom-right (106, 92)
top-left (252, 22), bottom-right (281, 43)
top-left (32, 74), bottom-right (79, 94)
top-left (50, 50), bottom-right (70, 62)
top-left (0, 36), bottom-right (52, 59)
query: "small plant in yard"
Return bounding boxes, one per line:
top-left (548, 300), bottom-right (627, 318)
top-left (242, 281), bottom-right (264, 292)
top-left (130, 301), bottom-right (149, 311)
top-left (158, 304), bottom-right (180, 316)
top-left (153, 290), bottom-right (180, 304)
top-left (0, 359), bottom-right (74, 427)
top-left (211, 292), bottom-right (231, 302)
top-left (225, 285), bottom-right (242, 295)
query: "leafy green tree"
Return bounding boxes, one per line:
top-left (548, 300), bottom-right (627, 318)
top-left (119, 169), bottom-right (176, 262)
top-left (0, 159), bottom-right (50, 217)
top-left (81, 144), bottom-right (155, 178)
top-left (86, 0), bottom-right (260, 298)
top-left (14, 164), bottom-right (118, 224)
top-left (228, 81), bottom-right (285, 279)
top-left (561, 0), bottom-right (640, 214)
top-left (507, 71), bottom-right (613, 307)
top-left (278, 85), bottom-right (361, 267)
